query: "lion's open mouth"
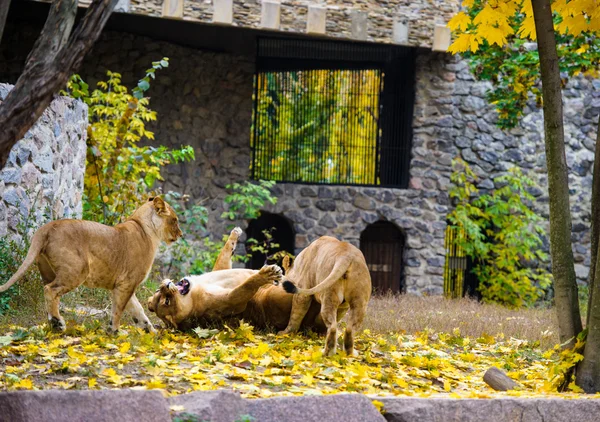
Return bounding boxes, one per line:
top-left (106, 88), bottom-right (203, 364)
top-left (175, 278), bottom-right (191, 295)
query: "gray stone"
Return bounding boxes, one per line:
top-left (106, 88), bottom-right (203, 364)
top-left (319, 214), bottom-right (337, 229)
top-left (247, 394), bottom-right (385, 422)
top-left (316, 199), bottom-right (336, 212)
top-left (168, 390), bottom-right (247, 422)
top-left (300, 187), bottom-right (318, 197)
top-left (380, 398), bottom-right (600, 422)
top-left (1, 167), bottom-right (22, 184)
top-left (0, 390), bottom-right (170, 422)
top-left (353, 194), bottom-right (376, 210)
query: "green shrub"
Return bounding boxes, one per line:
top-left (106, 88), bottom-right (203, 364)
top-left (448, 158), bottom-right (552, 307)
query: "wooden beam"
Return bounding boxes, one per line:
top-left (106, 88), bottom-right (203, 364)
top-left (213, 0), bottom-right (233, 24)
top-left (162, 0), bottom-right (183, 19)
top-left (432, 24), bottom-right (451, 52)
top-left (306, 4), bottom-right (326, 34)
top-left (261, 0), bottom-right (280, 29)
top-left (483, 367), bottom-right (520, 391)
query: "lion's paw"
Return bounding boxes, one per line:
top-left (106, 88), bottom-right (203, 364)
top-left (259, 264), bottom-right (283, 285)
top-left (230, 227), bottom-right (243, 239)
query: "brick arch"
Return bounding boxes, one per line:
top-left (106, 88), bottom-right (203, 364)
top-left (246, 212), bottom-right (295, 269)
top-left (360, 220), bottom-right (405, 293)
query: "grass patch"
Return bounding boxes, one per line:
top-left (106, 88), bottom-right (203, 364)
top-left (366, 294), bottom-right (558, 350)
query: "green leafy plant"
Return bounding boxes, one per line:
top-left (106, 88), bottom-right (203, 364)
top-left (221, 181), bottom-right (277, 222)
top-left (246, 228), bottom-right (294, 266)
top-left (160, 181), bottom-right (279, 275)
top-left (448, 158), bottom-right (552, 307)
top-left (64, 58), bottom-right (195, 225)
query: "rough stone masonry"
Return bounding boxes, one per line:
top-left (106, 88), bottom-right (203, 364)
top-left (0, 84), bottom-right (88, 241)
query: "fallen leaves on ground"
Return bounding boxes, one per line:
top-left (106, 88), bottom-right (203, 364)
top-left (0, 321), bottom-right (598, 399)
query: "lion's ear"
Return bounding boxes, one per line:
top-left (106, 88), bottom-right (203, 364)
top-left (152, 197), bottom-right (166, 214)
top-left (282, 255), bottom-right (293, 272)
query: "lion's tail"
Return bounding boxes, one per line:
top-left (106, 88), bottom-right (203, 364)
top-left (282, 256), bottom-right (352, 296)
top-left (0, 227), bottom-right (46, 293)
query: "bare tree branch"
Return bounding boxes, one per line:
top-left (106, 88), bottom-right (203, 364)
top-left (0, 0), bottom-right (10, 46)
top-left (0, 0), bottom-right (118, 169)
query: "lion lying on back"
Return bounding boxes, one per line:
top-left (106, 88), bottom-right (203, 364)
top-left (148, 232), bottom-right (372, 356)
top-left (147, 228), bottom-right (330, 332)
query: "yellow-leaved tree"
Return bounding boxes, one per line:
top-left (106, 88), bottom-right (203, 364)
top-left (448, 0), bottom-right (600, 392)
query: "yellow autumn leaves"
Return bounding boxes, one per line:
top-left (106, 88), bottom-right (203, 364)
top-left (1, 322), bottom-right (600, 399)
top-left (448, 0), bottom-right (600, 54)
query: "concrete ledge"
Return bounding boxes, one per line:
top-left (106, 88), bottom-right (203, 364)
top-left (379, 397), bottom-right (600, 422)
top-left (4, 390), bottom-right (600, 422)
top-left (0, 390), bottom-right (170, 422)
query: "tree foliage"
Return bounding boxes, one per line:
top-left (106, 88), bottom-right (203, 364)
top-left (65, 59), bottom-right (194, 225)
top-left (449, 0), bottom-right (600, 128)
top-left (448, 159), bottom-right (551, 307)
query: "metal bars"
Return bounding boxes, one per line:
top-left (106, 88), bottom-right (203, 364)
top-left (251, 37), bottom-right (416, 188)
top-left (443, 225), bottom-right (467, 299)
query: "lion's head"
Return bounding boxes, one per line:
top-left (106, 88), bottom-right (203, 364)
top-left (133, 197), bottom-right (182, 244)
top-left (147, 278), bottom-right (194, 329)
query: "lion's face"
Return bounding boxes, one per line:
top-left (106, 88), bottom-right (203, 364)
top-left (149, 197), bottom-right (183, 244)
top-left (147, 279), bottom-right (189, 328)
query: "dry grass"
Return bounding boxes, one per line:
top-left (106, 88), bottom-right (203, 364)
top-left (2, 278), bottom-right (560, 349)
top-left (364, 293), bottom-right (559, 349)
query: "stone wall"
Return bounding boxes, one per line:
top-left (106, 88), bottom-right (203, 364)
top-left (124, 0), bottom-right (458, 48)
top-left (1, 25), bottom-right (596, 294)
top-left (0, 84), bottom-right (88, 240)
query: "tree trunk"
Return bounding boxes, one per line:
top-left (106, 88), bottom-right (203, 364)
top-left (587, 115), bottom-right (600, 326)
top-left (576, 115), bottom-right (600, 393)
top-left (0, 0), bottom-right (118, 170)
top-left (0, 0), bottom-right (9, 46)
top-left (531, 0), bottom-right (582, 344)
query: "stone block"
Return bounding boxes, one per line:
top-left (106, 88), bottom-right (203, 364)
top-left (168, 390), bottom-right (247, 422)
top-left (0, 390), bottom-right (170, 422)
top-left (350, 10), bottom-right (368, 40)
top-left (307, 5), bottom-right (326, 34)
top-left (247, 394), bottom-right (385, 422)
top-left (261, 0), bottom-right (281, 29)
top-left (162, 0), bottom-right (183, 18)
top-left (432, 24), bottom-right (451, 52)
top-left (379, 398), bottom-right (600, 422)
top-left (213, 0), bottom-right (233, 24)
top-left (393, 20), bottom-right (409, 44)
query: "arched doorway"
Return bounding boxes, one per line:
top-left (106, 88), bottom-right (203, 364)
top-left (360, 221), bottom-right (404, 293)
top-left (246, 212), bottom-right (295, 270)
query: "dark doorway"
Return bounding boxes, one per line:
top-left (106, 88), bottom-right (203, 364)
top-left (360, 221), bottom-right (404, 293)
top-left (443, 225), bottom-right (480, 299)
top-left (246, 212), bottom-right (295, 270)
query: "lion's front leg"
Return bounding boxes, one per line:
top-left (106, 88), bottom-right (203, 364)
top-left (212, 227), bottom-right (243, 271)
top-left (125, 294), bottom-right (157, 333)
top-left (218, 265), bottom-right (282, 316)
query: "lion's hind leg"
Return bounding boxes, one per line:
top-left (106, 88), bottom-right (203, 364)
top-left (320, 293), bottom-right (343, 356)
top-left (279, 294), bottom-right (312, 335)
top-left (43, 265), bottom-right (88, 332)
top-left (222, 265), bottom-right (283, 314)
top-left (343, 301), bottom-right (367, 356)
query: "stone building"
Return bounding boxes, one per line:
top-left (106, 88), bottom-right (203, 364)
top-left (1, 0), bottom-right (596, 295)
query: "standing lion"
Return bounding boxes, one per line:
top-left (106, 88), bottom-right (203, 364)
top-left (0, 197), bottom-right (182, 333)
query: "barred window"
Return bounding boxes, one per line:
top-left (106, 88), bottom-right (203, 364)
top-left (250, 38), bottom-right (416, 188)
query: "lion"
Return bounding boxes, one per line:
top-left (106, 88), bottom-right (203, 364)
top-left (147, 228), bottom-right (331, 332)
top-left (0, 197), bottom-right (182, 333)
top-left (280, 236), bottom-right (372, 356)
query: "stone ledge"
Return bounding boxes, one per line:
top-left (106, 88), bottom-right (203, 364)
top-left (378, 397), bottom-right (600, 422)
top-left (5, 390), bottom-right (600, 422)
top-left (0, 390), bottom-right (171, 422)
